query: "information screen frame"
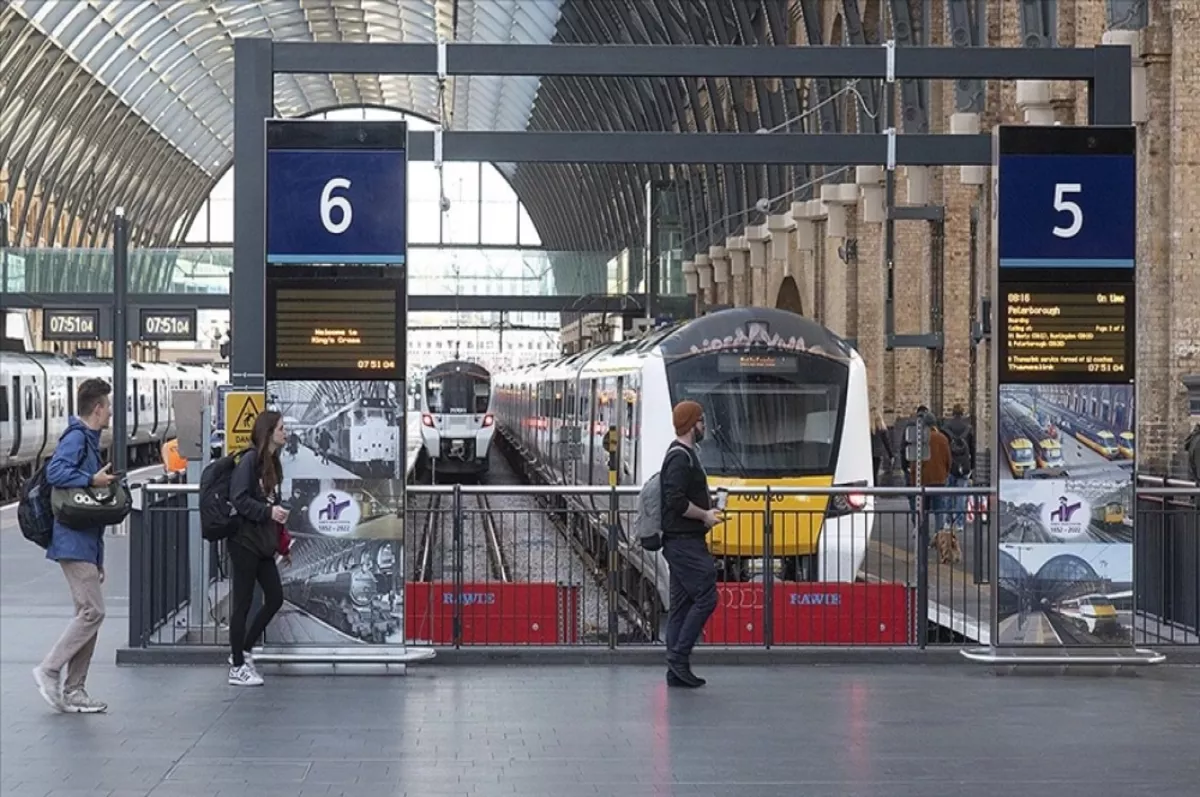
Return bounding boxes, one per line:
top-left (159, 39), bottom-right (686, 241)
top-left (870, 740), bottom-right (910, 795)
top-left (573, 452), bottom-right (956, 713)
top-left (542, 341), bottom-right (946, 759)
top-left (990, 123), bottom-right (1138, 653)
top-left (264, 264), bottom-right (406, 382)
top-left (43, 308), bottom-right (101, 341)
top-left (997, 282), bottom-right (1135, 385)
top-left (138, 308), bottom-right (198, 342)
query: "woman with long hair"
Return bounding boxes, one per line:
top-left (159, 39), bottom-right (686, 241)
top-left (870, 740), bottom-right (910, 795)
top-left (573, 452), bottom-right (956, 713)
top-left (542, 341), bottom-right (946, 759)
top-left (227, 410), bottom-right (289, 687)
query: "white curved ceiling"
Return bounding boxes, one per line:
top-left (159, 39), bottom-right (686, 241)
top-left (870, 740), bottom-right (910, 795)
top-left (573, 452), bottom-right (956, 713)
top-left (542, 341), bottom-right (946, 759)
top-left (7, 0), bottom-right (565, 176)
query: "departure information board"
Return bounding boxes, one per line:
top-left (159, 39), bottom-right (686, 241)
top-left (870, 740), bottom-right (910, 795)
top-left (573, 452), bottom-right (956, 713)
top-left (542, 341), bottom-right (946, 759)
top-left (265, 266), bottom-right (404, 382)
top-left (1000, 286), bottom-right (1134, 383)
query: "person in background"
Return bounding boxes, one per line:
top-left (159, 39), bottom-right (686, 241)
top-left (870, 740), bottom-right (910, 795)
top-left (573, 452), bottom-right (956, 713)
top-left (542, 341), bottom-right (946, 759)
top-left (32, 378), bottom-right (116, 714)
top-left (659, 400), bottom-right (722, 689)
top-left (941, 404), bottom-right (975, 534)
top-left (909, 409), bottom-right (952, 542)
top-left (871, 410), bottom-right (894, 485)
top-left (226, 410), bottom-right (290, 687)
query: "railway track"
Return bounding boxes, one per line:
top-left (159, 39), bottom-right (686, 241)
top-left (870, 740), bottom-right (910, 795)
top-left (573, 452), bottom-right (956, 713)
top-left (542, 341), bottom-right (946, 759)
top-left (494, 427), bottom-right (658, 642)
top-left (415, 494), bottom-right (444, 582)
top-left (476, 494), bottom-right (510, 583)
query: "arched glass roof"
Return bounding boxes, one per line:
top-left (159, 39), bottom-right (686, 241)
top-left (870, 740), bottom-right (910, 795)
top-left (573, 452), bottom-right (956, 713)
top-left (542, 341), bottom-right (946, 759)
top-left (8, 0), bottom-right (563, 175)
top-left (2, 0), bottom-right (881, 263)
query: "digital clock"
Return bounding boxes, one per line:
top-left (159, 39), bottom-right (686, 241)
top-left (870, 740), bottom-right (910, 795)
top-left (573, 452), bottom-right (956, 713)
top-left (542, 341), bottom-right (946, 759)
top-left (265, 265), bottom-right (405, 382)
top-left (139, 309), bottom-right (197, 342)
top-left (43, 309), bottom-right (100, 341)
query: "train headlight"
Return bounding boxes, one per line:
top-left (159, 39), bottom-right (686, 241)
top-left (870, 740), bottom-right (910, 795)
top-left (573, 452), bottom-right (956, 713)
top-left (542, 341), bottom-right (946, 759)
top-left (482, 413), bottom-right (494, 428)
top-left (827, 481), bottom-right (868, 516)
top-left (421, 413), bottom-right (435, 428)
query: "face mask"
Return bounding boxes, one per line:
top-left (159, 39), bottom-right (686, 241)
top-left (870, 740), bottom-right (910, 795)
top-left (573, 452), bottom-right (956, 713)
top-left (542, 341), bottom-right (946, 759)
top-left (693, 425), bottom-right (705, 444)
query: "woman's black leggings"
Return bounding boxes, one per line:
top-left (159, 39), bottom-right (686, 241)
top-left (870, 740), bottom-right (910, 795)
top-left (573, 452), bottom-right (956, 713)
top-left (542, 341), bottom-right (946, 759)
top-left (228, 542), bottom-right (283, 667)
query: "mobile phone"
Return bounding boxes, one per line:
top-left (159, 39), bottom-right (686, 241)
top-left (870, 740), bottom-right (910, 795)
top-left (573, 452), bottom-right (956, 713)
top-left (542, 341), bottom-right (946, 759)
top-left (715, 487), bottom-right (729, 512)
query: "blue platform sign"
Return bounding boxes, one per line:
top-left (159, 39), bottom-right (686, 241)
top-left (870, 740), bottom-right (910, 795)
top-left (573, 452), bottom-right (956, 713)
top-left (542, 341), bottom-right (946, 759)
top-left (267, 144), bottom-right (407, 265)
top-left (997, 146), bottom-right (1135, 269)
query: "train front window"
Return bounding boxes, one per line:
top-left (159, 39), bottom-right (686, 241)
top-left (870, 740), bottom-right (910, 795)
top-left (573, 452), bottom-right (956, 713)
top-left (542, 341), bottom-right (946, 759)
top-left (668, 353), bottom-right (846, 477)
top-left (427, 376), bottom-right (484, 414)
top-left (1013, 447), bottom-right (1035, 464)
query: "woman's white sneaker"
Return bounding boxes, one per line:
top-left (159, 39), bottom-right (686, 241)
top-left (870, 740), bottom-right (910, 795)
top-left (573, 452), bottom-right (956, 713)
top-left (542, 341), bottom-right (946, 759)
top-left (227, 663), bottom-right (263, 686)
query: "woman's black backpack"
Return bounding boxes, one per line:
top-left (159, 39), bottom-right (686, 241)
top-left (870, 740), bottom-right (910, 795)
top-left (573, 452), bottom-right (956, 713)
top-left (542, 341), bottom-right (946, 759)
top-left (199, 449), bottom-right (248, 542)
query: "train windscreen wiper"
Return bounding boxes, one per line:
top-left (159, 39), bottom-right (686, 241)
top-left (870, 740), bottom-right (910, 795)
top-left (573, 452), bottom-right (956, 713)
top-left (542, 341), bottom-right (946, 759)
top-left (710, 422), bottom-right (750, 479)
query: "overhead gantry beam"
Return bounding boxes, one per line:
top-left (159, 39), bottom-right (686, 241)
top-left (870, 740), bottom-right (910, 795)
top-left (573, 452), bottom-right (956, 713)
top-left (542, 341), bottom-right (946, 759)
top-left (230, 39), bottom-right (1134, 386)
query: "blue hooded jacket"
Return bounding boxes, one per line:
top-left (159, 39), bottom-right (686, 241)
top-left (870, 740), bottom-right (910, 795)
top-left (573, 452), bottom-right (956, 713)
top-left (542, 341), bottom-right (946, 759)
top-left (44, 417), bottom-right (105, 567)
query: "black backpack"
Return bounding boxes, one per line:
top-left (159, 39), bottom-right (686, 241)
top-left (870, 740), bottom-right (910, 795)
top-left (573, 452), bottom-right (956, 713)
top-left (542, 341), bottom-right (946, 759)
top-left (947, 428), bottom-right (972, 478)
top-left (199, 449), bottom-right (248, 542)
top-left (17, 429), bottom-right (89, 549)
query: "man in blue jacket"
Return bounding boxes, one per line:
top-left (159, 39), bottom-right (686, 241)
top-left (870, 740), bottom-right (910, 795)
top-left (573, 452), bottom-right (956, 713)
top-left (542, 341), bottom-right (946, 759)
top-left (32, 378), bottom-right (116, 714)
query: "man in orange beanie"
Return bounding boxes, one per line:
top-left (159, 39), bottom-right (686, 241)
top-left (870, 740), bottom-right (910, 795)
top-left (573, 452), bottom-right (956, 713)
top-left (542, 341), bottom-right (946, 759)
top-left (659, 400), bottom-right (722, 688)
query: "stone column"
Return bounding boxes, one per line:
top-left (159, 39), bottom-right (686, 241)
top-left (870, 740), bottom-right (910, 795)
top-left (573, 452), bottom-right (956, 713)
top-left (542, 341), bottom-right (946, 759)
top-left (725, 235), bottom-right (750, 307)
top-left (766, 212), bottom-right (796, 311)
top-left (709, 244), bottom-right (730, 306)
top-left (682, 259), bottom-right (698, 316)
top-left (745, 224), bottom-right (769, 307)
top-left (789, 200), bottom-right (820, 316)
top-left (694, 254), bottom-right (713, 308)
top-left (951, 113), bottom-right (987, 187)
top-left (1016, 80), bottom-right (1055, 125)
top-left (819, 184), bottom-right (858, 336)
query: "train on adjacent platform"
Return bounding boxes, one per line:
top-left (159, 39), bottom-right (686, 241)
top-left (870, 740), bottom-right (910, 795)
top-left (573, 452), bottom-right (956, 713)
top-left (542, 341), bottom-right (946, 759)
top-left (0, 346), bottom-right (227, 500)
top-left (492, 307), bottom-right (875, 600)
top-left (418, 360), bottom-right (495, 480)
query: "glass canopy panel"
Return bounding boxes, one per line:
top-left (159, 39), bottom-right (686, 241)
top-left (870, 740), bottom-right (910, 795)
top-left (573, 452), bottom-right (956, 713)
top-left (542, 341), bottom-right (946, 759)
top-left (7, 0), bottom-right (565, 179)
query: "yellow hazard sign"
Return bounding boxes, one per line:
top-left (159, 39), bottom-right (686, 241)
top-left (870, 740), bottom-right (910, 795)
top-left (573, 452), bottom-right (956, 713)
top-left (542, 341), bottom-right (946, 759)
top-left (224, 391), bottom-right (264, 453)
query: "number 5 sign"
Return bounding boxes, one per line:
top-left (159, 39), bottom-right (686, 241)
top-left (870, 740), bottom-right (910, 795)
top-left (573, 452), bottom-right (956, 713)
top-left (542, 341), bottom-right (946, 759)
top-left (995, 125), bottom-right (1136, 270)
top-left (266, 120), bottom-right (409, 265)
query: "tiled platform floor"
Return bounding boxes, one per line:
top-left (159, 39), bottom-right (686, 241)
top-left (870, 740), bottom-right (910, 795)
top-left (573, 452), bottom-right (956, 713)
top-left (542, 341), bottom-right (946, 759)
top-left (4, 507), bottom-right (1200, 797)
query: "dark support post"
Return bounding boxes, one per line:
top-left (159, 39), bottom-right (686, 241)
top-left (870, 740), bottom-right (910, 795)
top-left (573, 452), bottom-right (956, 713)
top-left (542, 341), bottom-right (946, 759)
top-left (112, 207), bottom-right (129, 473)
top-left (452, 484), bottom-right (464, 648)
top-left (762, 486), bottom-right (774, 649)
top-left (231, 37), bottom-right (274, 390)
top-left (607, 487), bottom-right (619, 649)
top-left (1090, 45), bottom-right (1134, 125)
top-left (128, 507), bottom-right (144, 648)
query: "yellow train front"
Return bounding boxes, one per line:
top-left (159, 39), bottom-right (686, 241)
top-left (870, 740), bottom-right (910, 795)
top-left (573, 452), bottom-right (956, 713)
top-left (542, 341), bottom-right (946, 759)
top-left (492, 308), bottom-right (875, 586)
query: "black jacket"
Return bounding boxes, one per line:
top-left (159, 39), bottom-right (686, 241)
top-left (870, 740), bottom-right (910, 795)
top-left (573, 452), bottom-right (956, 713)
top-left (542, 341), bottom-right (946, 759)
top-left (660, 441), bottom-right (710, 539)
top-left (230, 448), bottom-right (282, 559)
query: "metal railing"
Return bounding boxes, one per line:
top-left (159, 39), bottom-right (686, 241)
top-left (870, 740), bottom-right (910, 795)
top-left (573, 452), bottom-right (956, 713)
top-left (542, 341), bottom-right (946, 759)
top-left (124, 481), bottom-right (1199, 653)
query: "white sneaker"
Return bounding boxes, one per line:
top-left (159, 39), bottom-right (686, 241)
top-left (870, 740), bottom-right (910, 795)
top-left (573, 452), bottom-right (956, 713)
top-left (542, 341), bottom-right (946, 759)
top-left (62, 687), bottom-right (107, 713)
top-left (227, 663), bottom-right (263, 687)
top-left (32, 667), bottom-right (64, 711)
top-left (228, 650), bottom-right (256, 671)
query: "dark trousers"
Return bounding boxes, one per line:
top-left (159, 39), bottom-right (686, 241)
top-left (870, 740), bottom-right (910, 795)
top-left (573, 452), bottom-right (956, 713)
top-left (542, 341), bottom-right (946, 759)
top-left (228, 542), bottom-right (283, 667)
top-left (662, 535), bottom-right (718, 662)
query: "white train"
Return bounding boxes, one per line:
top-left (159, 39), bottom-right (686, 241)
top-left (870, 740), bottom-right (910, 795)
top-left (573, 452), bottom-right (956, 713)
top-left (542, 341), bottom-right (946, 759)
top-left (492, 307), bottom-right (876, 590)
top-left (419, 360), bottom-right (495, 480)
top-left (303, 396), bottom-right (401, 478)
top-left (0, 345), bottom-right (227, 500)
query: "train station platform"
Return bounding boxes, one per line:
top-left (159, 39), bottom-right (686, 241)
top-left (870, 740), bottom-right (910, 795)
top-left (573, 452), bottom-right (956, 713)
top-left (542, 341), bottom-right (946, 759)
top-left (4, 505), bottom-right (1200, 797)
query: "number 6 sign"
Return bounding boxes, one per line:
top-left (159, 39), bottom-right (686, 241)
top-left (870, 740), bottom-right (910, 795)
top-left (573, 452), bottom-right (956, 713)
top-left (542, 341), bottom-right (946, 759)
top-left (266, 120), bottom-right (408, 265)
